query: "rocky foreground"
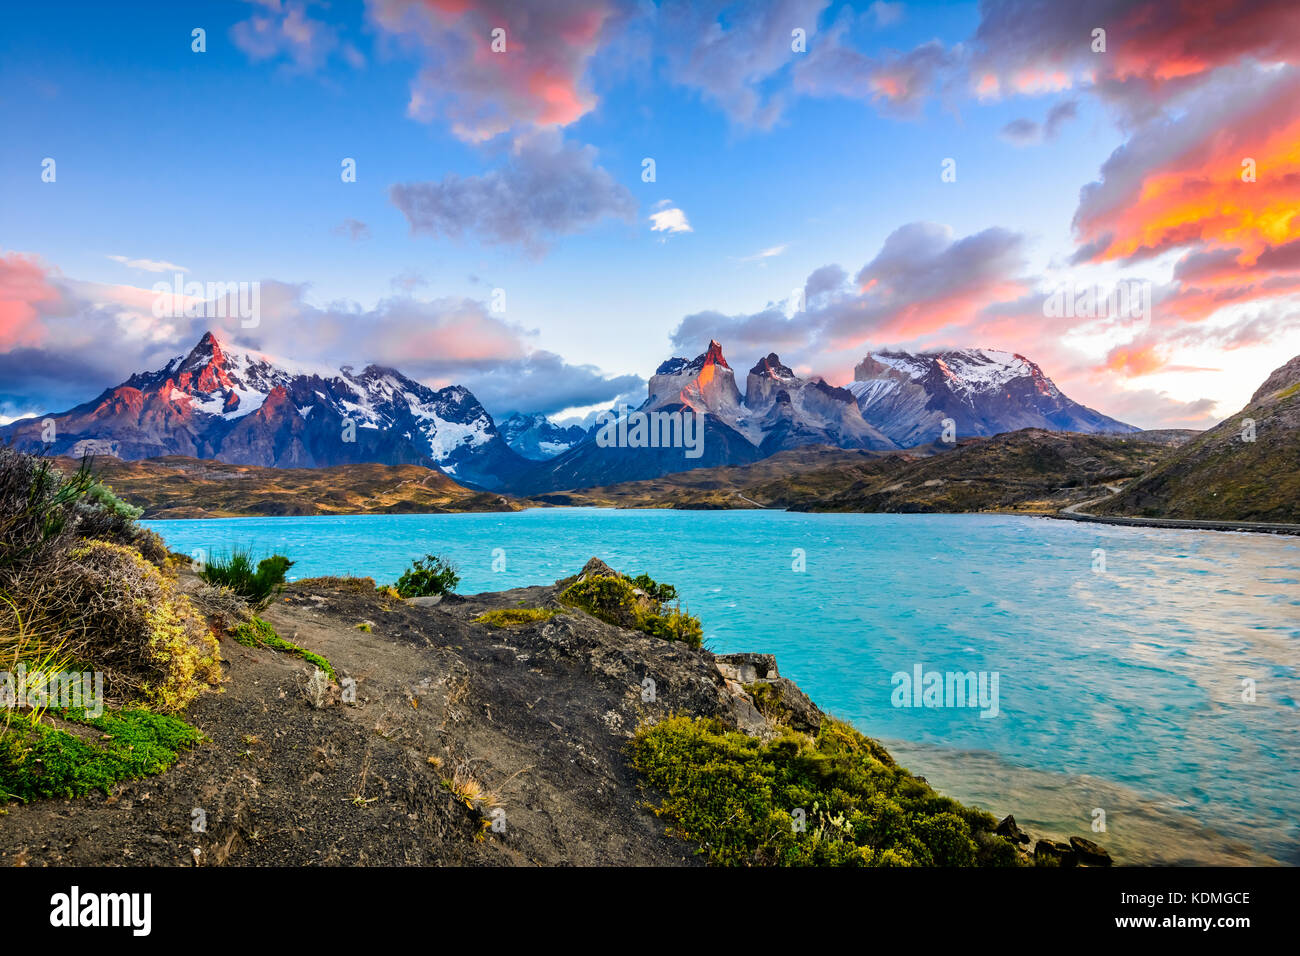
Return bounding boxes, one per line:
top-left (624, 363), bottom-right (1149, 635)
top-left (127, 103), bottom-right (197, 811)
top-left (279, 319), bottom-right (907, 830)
top-left (0, 558), bottom-right (1107, 867)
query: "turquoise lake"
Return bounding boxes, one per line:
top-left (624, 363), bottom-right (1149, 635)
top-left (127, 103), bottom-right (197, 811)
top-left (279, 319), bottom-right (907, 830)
top-left (143, 508), bottom-right (1300, 865)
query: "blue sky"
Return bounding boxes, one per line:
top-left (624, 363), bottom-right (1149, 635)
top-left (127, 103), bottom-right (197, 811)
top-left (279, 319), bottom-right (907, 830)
top-left (3, 0), bottom-right (1298, 428)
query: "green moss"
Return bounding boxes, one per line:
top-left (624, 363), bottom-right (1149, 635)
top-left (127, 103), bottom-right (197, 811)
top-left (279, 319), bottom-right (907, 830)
top-left (629, 715), bottom-right (1021, 867)
top-left (559, 572), bottom-right (703, 649)
top-left (473, 607), bottom-right (559, 628)
top-left (233, 617), bottom-right (336, 680)
top-left (0, 708), bottom-right (202, 803)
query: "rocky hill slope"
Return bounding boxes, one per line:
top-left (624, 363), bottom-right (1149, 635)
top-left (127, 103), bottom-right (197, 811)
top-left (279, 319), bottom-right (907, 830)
top-left (1093, 355), bottom-right (1300, 522)
top-left (67, 456), bottom-right (518, 519)
top-left (534, 430), bottom-right (1189, 513)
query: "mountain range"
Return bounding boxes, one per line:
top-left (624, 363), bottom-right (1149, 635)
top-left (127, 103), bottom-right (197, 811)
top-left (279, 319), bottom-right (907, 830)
top-left (0, 332), bottom-right (528, 490)
top-left (509, 340), bottom-right (1133, 492)
top-left (1, 331), bottom-right (1135, 493)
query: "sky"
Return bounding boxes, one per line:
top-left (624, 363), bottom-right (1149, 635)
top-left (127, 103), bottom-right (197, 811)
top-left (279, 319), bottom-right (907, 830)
top-left (2, 0), bottom-right (1298, 429)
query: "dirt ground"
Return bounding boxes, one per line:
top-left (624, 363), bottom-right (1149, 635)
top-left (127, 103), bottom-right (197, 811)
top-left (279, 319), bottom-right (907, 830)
top-left (0, 565), bottom-right (780, 866)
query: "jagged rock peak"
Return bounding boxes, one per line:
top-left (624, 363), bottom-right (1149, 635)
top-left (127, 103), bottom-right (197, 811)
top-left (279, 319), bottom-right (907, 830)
top-left (749, 353), bottom-right (797, 380)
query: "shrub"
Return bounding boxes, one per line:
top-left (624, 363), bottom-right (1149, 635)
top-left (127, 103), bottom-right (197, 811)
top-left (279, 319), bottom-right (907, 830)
top-left (199, 548), bottom-right (293, 608)
top-left (233, 616), bottom-right (336, 680)
top-left (630, 573), bottom-right (677, 604)
top-left (393, 553), bottom-right (460, 598)
top-left (0, 707), bottom-right (202, 802)
top-left (0, 451), bottom-right (138, 577)
top-left (54, 540), bottom-right (222, 712)
top-left (559, 569), bottom-right (702, 649)
top-left (629, 715), bottom-right (1020, 867)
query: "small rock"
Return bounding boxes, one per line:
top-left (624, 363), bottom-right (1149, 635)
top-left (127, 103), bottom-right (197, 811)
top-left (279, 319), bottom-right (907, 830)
top-left (1034, 839), bottom-right (1077, 867)
top-left (1069, 835), bottom-right (1113, 866)
top-left (408, 595), bottom-right (443, 607)
top-left (996, 814), bottom-right (1031, 844)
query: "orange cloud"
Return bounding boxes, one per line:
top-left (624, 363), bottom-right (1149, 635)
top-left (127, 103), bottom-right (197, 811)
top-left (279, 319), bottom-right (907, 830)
top-left (1104, 343), bottom-right (1165, 377)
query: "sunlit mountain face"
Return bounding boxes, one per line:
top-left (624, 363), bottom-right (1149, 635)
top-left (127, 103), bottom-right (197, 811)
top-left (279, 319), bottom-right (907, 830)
top-left (2, 1), bottom-right (1298, 436)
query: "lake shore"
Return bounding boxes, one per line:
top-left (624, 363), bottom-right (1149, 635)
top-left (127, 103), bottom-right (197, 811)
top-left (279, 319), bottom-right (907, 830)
top-left (139, 509), bottom-right (1300, 866)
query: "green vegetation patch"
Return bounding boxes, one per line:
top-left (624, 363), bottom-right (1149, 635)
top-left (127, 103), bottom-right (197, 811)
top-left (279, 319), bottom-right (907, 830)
top-left (233, 616), bottom-right (336, 680)
top-left (0, 708), bottom-right (202, 803)
top-left (473, 607), bottom-right (559, 628)
top-left (559, 572), bottom-right (702, 649)
top-left (629, 715), bottom-right (1021, 867)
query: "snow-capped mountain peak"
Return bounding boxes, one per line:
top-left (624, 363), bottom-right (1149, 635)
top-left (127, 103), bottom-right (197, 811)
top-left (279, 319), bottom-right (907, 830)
top-left (851, 347), bottom-right (1131, 445)
top-left (4, 330), bottom-right (528, 489)
top-left (498, 412), bottom-right (589, 460)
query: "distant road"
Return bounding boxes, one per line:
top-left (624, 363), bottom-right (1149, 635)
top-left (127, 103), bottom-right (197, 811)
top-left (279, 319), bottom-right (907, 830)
top-left (1053, 488), bottom-right (1300, 536)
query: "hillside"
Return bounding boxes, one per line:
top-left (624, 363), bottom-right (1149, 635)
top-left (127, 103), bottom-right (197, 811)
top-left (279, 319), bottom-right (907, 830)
top-left (71, 456), bottom-right (518, 518)
top-left (1093, 355), bottom-right (1300, 522)
top-left (792, 429), bottom-right (1185, 514)
top-left (529, 446), bottom-right (904, 508)
top-left (536, 431), bottom-right (1190, 514)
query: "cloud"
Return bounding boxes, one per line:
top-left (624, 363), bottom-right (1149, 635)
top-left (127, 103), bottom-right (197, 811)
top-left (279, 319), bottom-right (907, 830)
top-left (0, 254), bottom-right (639, 420)
top-left (793, 21), bottom-right (958, 117)
top-left (1, 252), bottom-right (65, 351)
top-left (459, 350), bottom-right (643, 417)
top-left (1072, 65), bottom-right (1300, 265)
top-left (669, 222), bottom-right (1030, 370)
top-left (1000, 98), bottom-right (1077, 145)
top-left (1088, 388), bottom-right (1219, 430)
top-left (737, 244), bottom-right (788, 261)
top-left (657, 0), bottom-right (830, 128)
top-left (367, 0), bottom-right (626, 143)
top-left (389, 132), bottom-right (636, 254)
top-left (107, 255), bottom-right (189, 274)
top-left (231, 0), bottom-right (364, 72)
top-left (971, 0), bottom-right (1300, 116)
top-left (867, 2), bottom-right (903, 28)
top-left (332, 218), bottom-right (371, 241)
top-left (999, 117), bottom-right (1042, 146)
top-left (649, 202), bottom-right (692, 234)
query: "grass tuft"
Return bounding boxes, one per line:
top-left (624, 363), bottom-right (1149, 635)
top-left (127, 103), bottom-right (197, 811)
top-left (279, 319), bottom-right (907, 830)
top-left (199, 549), bottom-right (293, 609)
